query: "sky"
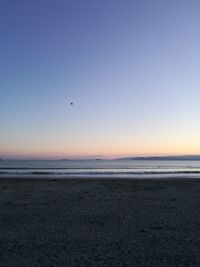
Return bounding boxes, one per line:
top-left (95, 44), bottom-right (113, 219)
top-left (1, 0), bottom-right (200, 159)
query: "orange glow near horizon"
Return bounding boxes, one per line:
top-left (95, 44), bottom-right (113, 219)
top-left (1, 122), bottom-right (200, 159)
top-left (2, 143), bottom-right (200, 159)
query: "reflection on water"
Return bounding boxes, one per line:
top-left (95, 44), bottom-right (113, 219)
top-left (1, 159), bottom-right (200, 178)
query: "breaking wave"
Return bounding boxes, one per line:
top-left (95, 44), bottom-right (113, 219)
top-left (1, 170), bottom-right (200, 177)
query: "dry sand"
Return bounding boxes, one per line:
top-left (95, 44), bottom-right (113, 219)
top-left (0, 178), bottom-right (200, 266)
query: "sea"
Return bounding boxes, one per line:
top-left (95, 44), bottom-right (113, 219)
top-left (1, 159), bottom-right (200, 179)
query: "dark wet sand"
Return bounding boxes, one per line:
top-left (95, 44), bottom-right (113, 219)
top-left (1, 178), bottom-right (200, 266)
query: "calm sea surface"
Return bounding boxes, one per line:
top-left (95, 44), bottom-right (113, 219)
top-left (1, 159), bottom-right (200, 178)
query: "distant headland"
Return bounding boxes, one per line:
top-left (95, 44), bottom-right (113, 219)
top-left (115, 155), bottom-right (200, 161)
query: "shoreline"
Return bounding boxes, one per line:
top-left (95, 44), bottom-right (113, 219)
top-left (1, 175), bottom-right (200, 180)
top-left (1, 177), bottom-right (200, 266)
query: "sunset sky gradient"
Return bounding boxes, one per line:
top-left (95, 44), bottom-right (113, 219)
top-left (1, 0), bottom-right (200, 159)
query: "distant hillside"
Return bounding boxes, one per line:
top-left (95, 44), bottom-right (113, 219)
top-left (115, 155), bottom-right (200, 161)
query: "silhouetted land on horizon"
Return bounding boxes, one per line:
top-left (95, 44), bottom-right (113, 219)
top-left (115, 155), bottom-right (200, 161)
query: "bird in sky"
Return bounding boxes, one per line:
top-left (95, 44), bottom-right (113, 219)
top-left (70, 102), bottom-right (74, 106)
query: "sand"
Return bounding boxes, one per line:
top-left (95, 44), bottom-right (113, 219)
top-left (0, 178), bottom-right (200, 266)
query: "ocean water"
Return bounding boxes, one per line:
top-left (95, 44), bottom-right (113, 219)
top-left (1, 159), bottom-right (200, 178)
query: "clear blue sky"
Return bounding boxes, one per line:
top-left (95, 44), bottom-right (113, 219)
top-left (1, 0), bottom-right (200, 159)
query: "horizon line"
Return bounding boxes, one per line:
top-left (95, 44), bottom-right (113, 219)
top-left (1, 154), bottom-right (200, 161)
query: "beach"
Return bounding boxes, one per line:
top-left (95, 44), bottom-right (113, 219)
top-left (1, 178), bottom-right (200, 266)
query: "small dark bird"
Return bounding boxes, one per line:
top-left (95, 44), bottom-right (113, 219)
top-left (70, 102), bottom-right (74, 106)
